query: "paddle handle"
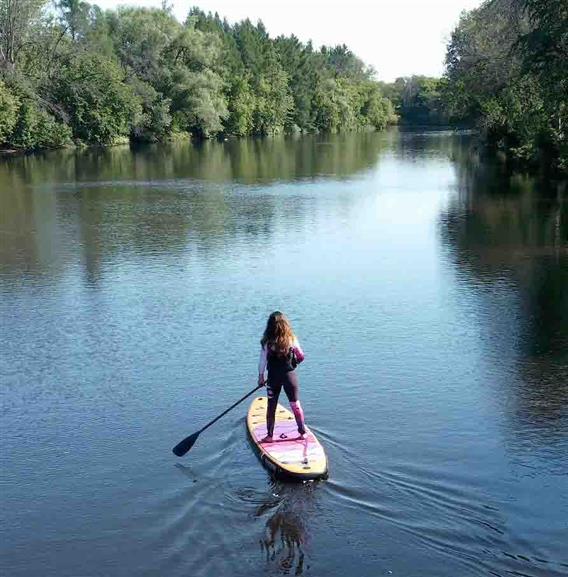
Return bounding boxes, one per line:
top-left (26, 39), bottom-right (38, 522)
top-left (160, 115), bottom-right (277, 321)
top-left (198, 383), bottom-right (264, 434)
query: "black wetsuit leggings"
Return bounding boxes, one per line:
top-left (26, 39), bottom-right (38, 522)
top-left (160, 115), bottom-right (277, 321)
top-left (266, 370), bottom-right (306, 437)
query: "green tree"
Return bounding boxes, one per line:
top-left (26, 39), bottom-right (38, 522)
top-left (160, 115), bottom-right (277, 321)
top-left (225, 73), bottom-right (255, 136)
top-left (9, 98), bottom-right (71, 149)
top-left (359, 81), bottom-right (397, 129)
top-left (0, 80), bottom-right (18, 141)
top-left (107, 7), bottom-right (180, 86)
top-left (165, 22), bottom-right (228, 136)
top-left (274, 36), bottom-right (318, 131)
top-left (323, 44), bottom-right (370, 81)
top-left (0, 0), bottom-right (47, 70)
top-left (444, 0), bottom-right (566, 170)
top-left (517, 0), bottom-right (567, 168)
top-left (51, 51), bottom-right (142, 144)
top-left (129, 77), bottom-right (171, 141)
top-left (392, 76), bottom-right (449, 125)
top-left (0, 3), bottom-right (398, 151)
top-left (252, 65), bottom-right (292, 135)
top-left (169, 67), bottom-right (228, 137)
top-left (313, 77), bottom-right (354, 133)
top-left (56, 0), bottom-right (92, 41)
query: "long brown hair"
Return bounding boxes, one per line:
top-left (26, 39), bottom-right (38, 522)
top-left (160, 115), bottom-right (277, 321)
top-left (261, 311), bottom-right (295, 355)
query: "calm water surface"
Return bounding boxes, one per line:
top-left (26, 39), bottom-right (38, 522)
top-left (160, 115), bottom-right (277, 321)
top-left (1, 131), bottom-right (567, 577)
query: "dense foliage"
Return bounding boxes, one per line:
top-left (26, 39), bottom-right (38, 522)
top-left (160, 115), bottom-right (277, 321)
top-left (379, 76), bottom-right (450, 126)
top-left (444, 0), bottom-right (567, 171)
top-left (0, 1), bottom-right (396, 151)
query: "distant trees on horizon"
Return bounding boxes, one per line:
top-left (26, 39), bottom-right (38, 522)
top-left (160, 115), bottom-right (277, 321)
top-left (0, 1), bottom-right (397, 151)
top-left (0, 0), bottom-right (564, 171)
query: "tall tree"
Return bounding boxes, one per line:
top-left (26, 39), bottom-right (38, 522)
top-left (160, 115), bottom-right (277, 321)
top-left (444, 0), bottom-right (566, 169)
top-left (0, 3), bottom-right (399, 151)
top-left (56, 0), bottom-right (91, 41)
top-left (0, 0), bottom-right (46, 69)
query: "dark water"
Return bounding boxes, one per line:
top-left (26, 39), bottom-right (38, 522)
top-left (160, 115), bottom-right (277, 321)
top-left (1, 131), bottom-right (567, 577)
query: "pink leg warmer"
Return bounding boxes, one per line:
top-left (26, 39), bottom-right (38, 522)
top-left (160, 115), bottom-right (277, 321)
top-left (290, 401), bottom-right (306, 435)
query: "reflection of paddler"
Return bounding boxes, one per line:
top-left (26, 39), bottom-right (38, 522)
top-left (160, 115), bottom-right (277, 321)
top-left (261, 510), bottom-right (305, 573)
top-left (258, 311), bottom-right (306, 444)
top-left (256, 482), bottom-right (311, 575)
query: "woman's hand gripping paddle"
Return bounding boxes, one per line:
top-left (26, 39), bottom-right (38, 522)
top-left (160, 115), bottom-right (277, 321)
top-left (172, 384), bottom-right (264, 457)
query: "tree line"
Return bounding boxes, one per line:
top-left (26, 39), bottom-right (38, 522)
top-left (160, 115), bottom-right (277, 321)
top-left (379, 76), bottom-right (451, 127)
top-left (0, 0), bottom-right (564, 172)
top-left (0, 1), bottom-right (397, 151)
top-left (381, 0), bottom-right (566, 174)
top-left (443, 0), bottom-right (567, 172)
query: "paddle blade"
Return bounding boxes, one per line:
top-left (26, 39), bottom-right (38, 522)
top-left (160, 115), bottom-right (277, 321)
top-left (172, 431), bottom-right (200, 457)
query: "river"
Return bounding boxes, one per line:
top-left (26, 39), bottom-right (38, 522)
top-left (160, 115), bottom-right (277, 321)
top-left (1, 130), bottom-right (567, 577)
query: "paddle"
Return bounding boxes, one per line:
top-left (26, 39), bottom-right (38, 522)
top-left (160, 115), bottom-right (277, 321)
top-left (172, 383), bottom-right (265, 457)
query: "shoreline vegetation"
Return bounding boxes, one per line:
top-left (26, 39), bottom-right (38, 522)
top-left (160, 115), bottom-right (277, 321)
top-left (0, 0), bottom-right (565, 173)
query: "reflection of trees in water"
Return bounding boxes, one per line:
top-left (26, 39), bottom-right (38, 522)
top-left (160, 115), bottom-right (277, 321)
top-left (394, 128), bottom-right (478, 163)
top-left (0, 184), bottom-right (67, 282)
top-left (440, 153), bottom-right (567, 356)
top-left (439, 147), bottom-right (568, 437)
top-left (0, 134), bottom-right (388, 287)
top-left (0, 132), bottom-right (388, 186)
top-left (70, 185), bottom-right (297, 286)
top-left (135, 132), bottom-right (387, 183)
top-left (256, 481), bottom-right (318, 576)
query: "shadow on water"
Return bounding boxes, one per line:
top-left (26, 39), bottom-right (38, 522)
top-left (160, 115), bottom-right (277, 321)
top-left (439, 142), bottom-right (567, 349)
top-left (438, 144), bottom-right (568, 448)
top-left (174, 463), bottom-right (199, 483)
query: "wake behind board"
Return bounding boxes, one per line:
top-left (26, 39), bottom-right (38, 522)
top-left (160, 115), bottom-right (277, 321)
top-left (247, 396), bottom-right (328, 480)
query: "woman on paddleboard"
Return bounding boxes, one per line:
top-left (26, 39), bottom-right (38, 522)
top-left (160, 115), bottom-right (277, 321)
top-left (258, 311), bottom-right (306, 443)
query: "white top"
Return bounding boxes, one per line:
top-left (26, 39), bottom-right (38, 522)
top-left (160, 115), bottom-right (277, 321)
top-left (258, 337), bottom-right (304, 376)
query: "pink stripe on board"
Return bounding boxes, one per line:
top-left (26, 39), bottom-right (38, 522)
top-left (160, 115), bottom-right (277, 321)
top-left (253, 421), bottom-right (321, 462)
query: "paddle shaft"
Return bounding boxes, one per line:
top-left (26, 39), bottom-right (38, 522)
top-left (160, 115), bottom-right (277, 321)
top-left (172, 383), bottom-right (266, 456)
top-left (198, 383), bottom-right (264, 434)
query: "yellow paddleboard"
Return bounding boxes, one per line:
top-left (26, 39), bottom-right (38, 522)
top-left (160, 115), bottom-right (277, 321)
top-left (247, 396), bottom-right (328, 480)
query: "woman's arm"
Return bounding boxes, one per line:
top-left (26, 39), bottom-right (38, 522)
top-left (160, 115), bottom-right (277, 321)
top-left (292, 337), bottom-right (305, 364)
top-left (258, 345), bottom-right (268, 384)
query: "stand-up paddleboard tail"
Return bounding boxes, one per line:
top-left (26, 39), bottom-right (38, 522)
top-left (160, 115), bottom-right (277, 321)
top-left (247, 396), bottom-right (328, 480)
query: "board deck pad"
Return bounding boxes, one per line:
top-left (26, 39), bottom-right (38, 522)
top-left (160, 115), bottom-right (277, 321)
top-left (247, 396), bottom-right (328, 479)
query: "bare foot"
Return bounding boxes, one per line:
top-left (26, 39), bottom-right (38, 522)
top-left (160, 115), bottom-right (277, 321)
top-left (260, 435), bottom-right (273, 444)
top-left (298, 433), bottom-right (307, 440)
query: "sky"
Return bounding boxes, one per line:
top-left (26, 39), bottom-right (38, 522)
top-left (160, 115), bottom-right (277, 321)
top-left (94, 0), bottom-right (482, 82)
